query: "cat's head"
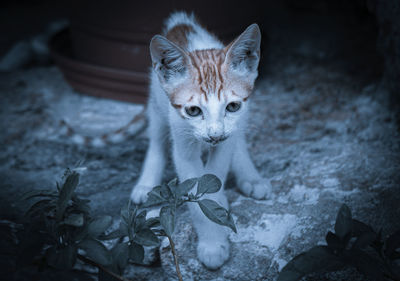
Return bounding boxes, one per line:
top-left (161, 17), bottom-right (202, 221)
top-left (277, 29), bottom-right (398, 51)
top-left (150, 24), bottom-right (261, 145)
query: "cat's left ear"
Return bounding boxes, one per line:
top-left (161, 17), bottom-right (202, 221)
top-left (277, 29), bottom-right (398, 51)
top-left (224, 24), bottom-right (261, 74)
top-left (150, 35), bottom-right (189, 84)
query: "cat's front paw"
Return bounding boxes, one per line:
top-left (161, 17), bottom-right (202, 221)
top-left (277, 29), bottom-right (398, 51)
top-left (130, 185), bottom-right (152, 204)
top-left (239, 179), bottom-right (272, 199)
top-left (197, 239), bottom-right (230, 270)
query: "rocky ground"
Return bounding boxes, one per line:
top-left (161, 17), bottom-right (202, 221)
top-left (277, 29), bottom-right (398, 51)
top-left (1, 4), bottom-right (399, 281)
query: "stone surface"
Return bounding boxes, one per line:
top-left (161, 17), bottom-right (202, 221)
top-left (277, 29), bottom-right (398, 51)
top-left (1, 4), bottom-right (399, 281)
top-left (159, 46), bottom-right (400, 280)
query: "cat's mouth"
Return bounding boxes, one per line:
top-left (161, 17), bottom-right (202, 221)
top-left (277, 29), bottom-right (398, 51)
top-left (203, 135), bottom-right (228, 145)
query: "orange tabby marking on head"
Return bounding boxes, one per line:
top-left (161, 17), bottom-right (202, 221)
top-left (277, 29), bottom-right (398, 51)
top-left (166, 24), bottom-right (194, 49)
top-left (188, 49), bottom-right (227, 101)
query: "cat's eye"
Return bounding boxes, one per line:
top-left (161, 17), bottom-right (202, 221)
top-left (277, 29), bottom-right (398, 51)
top-left (226, 102), bottom-right (241, 112)
top-left (185, 106), bottom-right (202, 117)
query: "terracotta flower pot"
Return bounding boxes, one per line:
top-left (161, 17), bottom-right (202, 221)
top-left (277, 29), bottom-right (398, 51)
top-left (51, 0), bottom-right (265, 103)
top-left (50, 29), bottom-right (149, 103)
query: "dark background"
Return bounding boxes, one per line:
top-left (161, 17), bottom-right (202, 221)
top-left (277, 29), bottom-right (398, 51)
top-left (0, 1), bottom-right (399, 280)
top-left (0, 0), bottom-right (398, 101)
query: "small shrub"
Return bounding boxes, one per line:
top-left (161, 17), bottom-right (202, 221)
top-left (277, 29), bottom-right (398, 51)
top-left (278, 204), bottom-right (400, 281)
top-left (19, 168), bottom-right (236, 281)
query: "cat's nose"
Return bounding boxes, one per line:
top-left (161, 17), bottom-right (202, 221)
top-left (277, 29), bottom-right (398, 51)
top-left (207, 123), bottom-right (223, 137)
top-left (207, 134), bottom-right (227, 144)
top-left (209, 135), bottom-right (223, 142)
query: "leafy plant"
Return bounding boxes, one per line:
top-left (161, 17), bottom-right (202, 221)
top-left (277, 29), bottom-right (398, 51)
top-left (142, 175), bottom-right (237, 280)
top-left (19, 168), bottom-right (236, 281)
top-left (278, 204), bottom-right (400, 281)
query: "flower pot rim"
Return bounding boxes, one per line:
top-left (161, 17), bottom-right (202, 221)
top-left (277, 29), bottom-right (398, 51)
top-left (49, 28), bottom-right (149, 104)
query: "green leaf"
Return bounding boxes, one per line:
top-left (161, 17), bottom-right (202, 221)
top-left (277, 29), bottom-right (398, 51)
top-left (73, 202), bottom-right (91, 215)
top-left (142, 186), bottom-right (168, 207)
top-left (63, 213), bottom-right (84, 227)
top-left (74, 224), bottom-right (89, 241)
top-left (346, 248), bottom-right (385, 281)
top-left (46, 245), bottom-right (77, 270)
top-left (278, 246), bottom-right (345, 281)
top-left (160, 206), bottom-right (175, 237)
top-left (99, 229), bottom-right (122, 240)
top-left (120, 203), bottom-right (135, 225)
top-left (335, 204), bottom-right (352, 239)
top-left (119, 221), bottom-right (129, 238)
top-left (385, 229), bottom-right (400, 259)
top-left (326, 231), bottom-right (344, 251)
top-left (57, 172), bottom-right (80, 220)
top-left (88, 216), bottom-right (113, 238)
top-left (352, 219), bottom-right (375, 237)
top-left (197, 174), bottom-right (222, 195)
top-left (134, 228), bottom-right (160, 247)
top-left (129, 242), bottom-right (144, 263)
top-left (72, 195), bottom-right (90, 204)
top-left (134, 210), bottom-right (147, 232)
top-left (176, 178), bottom-right (197, 197)
top-left (79, 238), bottom-right (112, 266)
top-left (21, 190), bottom-right (57, 201)
top-left (25, 199), bottom-right (55, 217)
top-left (161, 182), bottom-right (174, 200)
top-left (352, 231), bottom-right (377, 249)
top-left (167, 178), bottom-right (178, 194)
top-left (197, 199), bottom-right (236, 233)
top-left (145, 217), bottom-right (160, 228)
top-left (72, 196), bottom-right (91, 214)
top-left (111, 242), bottom-right (129, 272)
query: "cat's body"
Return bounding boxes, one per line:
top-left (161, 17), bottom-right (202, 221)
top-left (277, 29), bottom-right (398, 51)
top-left (131, 12), bottom-right (271, 269)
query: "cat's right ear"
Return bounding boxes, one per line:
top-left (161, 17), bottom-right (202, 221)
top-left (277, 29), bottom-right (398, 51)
top-left (224, 24), bottom-right (261, 75)
top-left (150, 35), bottom-right (189, 84)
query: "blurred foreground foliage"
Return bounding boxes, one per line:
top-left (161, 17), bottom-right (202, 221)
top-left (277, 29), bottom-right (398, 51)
top-left (278, 204), bottom-right (400, 281)
top-left (14, 168), bottom-right (235, 281)
top-left (7, 167), bottom-right (399, 281)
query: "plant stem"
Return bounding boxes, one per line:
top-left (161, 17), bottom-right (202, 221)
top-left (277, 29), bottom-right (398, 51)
top-left (77, 254), bottom-right (130, 281)
top-left (167, 235), bottom-right (183, 281)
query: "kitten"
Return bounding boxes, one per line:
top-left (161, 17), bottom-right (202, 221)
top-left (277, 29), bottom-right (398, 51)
top-left (131, 12), bottom-right (271, 269)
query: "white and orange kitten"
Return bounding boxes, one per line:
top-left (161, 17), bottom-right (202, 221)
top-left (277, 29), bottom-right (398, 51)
top-left (131, 12), bottom-right (271, 269)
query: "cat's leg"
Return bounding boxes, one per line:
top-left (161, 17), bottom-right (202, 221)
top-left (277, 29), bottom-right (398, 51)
top-left (171, 132), bottom-right (203, 180)
top-left (231, 132), bottom-right (272, 199)
top-left (131, 105), bottom-right (167, 204)
top-left (181, 139), bottom-right (233, 269)
top-left (195, 142), bottom-right (233, 269)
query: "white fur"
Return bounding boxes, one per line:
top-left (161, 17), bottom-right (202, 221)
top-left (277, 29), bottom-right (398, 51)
top-left (163, 11), bottom-right (196, 32)
top-left (164, 11), bottom-right (223, 51)
top-left (131, 12), bottom-right (271, 269)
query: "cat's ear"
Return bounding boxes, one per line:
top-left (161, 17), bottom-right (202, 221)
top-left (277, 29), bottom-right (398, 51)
top-left (225, 24), bottom-right (261, 74)
top-left (150, 35), bottom-right (189, 84)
